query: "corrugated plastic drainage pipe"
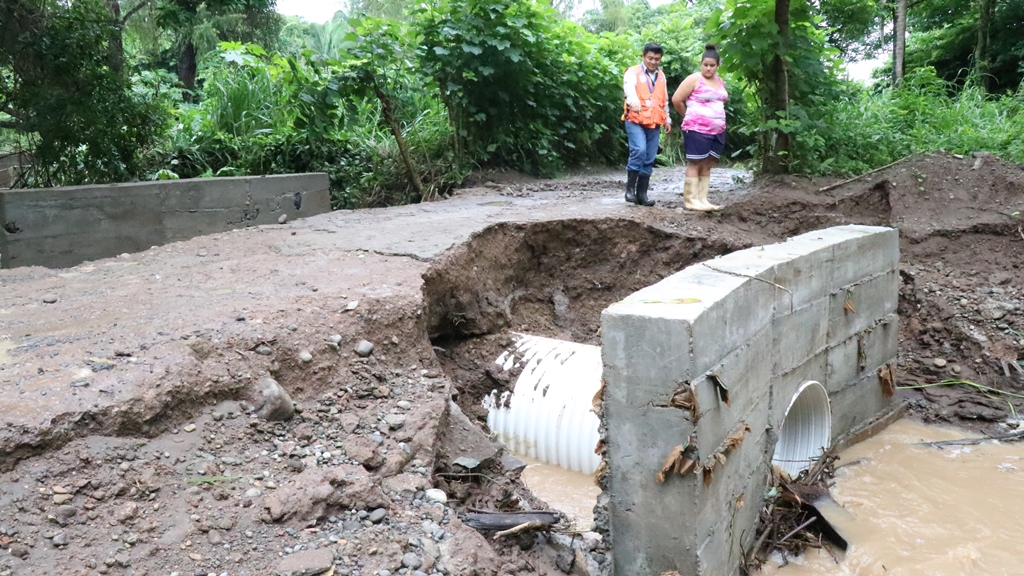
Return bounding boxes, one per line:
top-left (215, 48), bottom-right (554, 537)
top-left (483, 334), bottom-right (602, 475)
top-left (771, 380), bottom-right (832, 478)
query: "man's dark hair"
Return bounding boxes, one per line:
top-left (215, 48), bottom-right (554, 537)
top-left (642, 43), bottom-right (664, 56)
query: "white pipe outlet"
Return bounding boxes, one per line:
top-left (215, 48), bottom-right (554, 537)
top-left (771, 380), bottom-right (832, 478)
top-left (484, 334), bottom-right (603, 474)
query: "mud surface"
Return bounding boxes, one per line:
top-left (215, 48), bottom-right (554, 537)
top-left (1, 153), bottom-right (1023, 576)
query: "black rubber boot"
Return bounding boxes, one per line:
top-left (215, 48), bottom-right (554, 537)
top-left (635, 174), bottom-right (655, 206)
top-left (625, 170), bottom-right (639, 203)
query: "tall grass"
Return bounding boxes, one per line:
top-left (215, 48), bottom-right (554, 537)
top-left (793, 67), bottom-right (1024, 176)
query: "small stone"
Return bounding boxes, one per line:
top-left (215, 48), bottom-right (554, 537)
top-left (256, 345), bottom-right (273, 356)
top-left (298, 351), bottom-right (313, 363)
top-left (329, 334), bottom-right (342, 344)
top-left (368, 508), bottom-right (387, 524)
top-left (384, 414), bottom-right (406, 430)
top-left (42, 294), bottom-right (58, 304)
top-left (402, 553), bottom-right (422, 570)
top-left (115, 553), bottom-right (131, 567)
top-left (424, 489), bottom-right (447, 504)
top-left (183, 424), bottom-right (197, 433)
top-left (278, 214), bottom-right (288, 224)
top-left (53, 494), bottom-right (73, 504)
top-left (9, 543), bottom-right (30, 558)
top-left (52, 533), bottom-right (69, 546)
top-left (951, 364), bottom-right (962, 374)
top-left (355, 340), bottom-right (374, 357)
top-left (345, 300), bottom-right (359, 311)
top-left (397, 401), bottom-right (413, 410)
top-left (274, 548), bottom-right (334, 576)
top-left (188, 553), bottom-right (202, 561)
top-left (54, 505), bottom-right (78, 518)
top-left (52, 485), bottom-right (69, 494)
top-left (933, 358), bottom-right (947, 368)
top-left (207, 530), bottom-right (223, 546)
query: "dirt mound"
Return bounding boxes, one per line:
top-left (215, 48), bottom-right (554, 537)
top-left (720, 152), bottom-right (1024, 431)
top-left (422, 218), bottom-right (744, 421)
top-left (0, 152), bottom-right (1021, 576)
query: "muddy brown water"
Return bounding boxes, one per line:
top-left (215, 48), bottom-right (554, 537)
top-left (517, 418), bottom-right (1024, 575)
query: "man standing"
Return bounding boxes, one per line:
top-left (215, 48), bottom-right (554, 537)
top-left (622, 43), bottom-right (672, 207)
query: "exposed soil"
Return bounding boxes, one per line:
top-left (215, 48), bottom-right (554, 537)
top-left (0, 151), bottom-right (1022, 576)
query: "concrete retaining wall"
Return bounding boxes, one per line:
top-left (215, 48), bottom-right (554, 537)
top-left (0, 173), bottom-right (330, 269)
top-left (600, 225), bottom-right (900, 576)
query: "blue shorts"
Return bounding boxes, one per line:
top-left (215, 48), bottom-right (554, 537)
top-left (684, 130), bottom-right (726, 161)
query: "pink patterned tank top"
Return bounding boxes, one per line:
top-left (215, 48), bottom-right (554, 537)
top-left (682, 75), bottom-right (728, 135)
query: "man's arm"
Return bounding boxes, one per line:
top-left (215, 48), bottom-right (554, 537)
top-left (623, 67), bottom-right (641, 112)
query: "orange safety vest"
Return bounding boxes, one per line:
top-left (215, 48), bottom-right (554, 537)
top-left (622, 64), bottom-right (668, 128)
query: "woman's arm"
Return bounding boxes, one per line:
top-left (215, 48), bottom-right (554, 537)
top-left (672, 74), bottom-right (698, 116)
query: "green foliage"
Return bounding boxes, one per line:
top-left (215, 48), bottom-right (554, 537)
top-left (708, 0), bottom-right (845, 172)
top-left (790, 68), bottom-right (1024, 175)
top-left (904, 0), bottom-right (1024, 93)
top-left (0, 0), bottom-right (167, 186)
top-left (416, 0), bottom-right (632, 174)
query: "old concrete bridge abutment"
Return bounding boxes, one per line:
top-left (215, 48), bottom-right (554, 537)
top-left (600, 225), bottom-right (901, 575)
top-left (0, 173), bottom-right (330, 269)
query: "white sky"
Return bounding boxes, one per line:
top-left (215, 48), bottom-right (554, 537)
top-left (274, 0), bottom-right (881, 81)
top-left (275, 0), bottom-right (673, 24)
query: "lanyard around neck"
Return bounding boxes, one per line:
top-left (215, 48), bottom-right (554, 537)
top-left (643, 68), bottom-right (658, 94)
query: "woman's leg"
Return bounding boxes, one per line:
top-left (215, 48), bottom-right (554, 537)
top-left (683, 160), bottom-right (705, 210)
top-left (697, 158), bottom-right (720, 210)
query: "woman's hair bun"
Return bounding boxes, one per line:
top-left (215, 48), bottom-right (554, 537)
top-left (705, 43), bottom-right (717, 50)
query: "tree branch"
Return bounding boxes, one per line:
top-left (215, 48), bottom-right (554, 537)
top-left (120, 0), bottom-right (154, 24)
top-left (0, 120), bottom-right (24, 130)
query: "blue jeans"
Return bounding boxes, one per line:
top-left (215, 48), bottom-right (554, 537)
top-left (625, 121), bottom-right (661, 175)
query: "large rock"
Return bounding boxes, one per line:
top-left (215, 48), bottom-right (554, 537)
top-left (255, 378), bottom-right (295, 421)
top-left (341, 435), bottom-right (384, 470)
top-left (275, 548), bottom-right (335, 576)
top-left (437, 517), bottom-right (501, 576)
top-left (263, 464), bottom-right (388, 523)
top-left (439, 401), bottom-right (501, 469)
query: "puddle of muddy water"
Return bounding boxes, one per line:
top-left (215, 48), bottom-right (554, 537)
top-left (518, 418), bottom-right (1024, 575)
top-left (767, 418), bottom-right (1024, 576)
top-left (520, 456), bottom-right (600, 531)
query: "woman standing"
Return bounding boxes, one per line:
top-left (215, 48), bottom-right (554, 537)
top-left (672, 44), bottom-right (727, 211)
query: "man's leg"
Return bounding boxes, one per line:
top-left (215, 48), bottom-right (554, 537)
top-left (624, 122), bottom-right (645, 203)
top-left (634, 126), bottom-right (660, 207)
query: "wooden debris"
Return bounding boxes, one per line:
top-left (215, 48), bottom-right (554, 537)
top-left (745, 448), bottom-right (846, 571)
top-left (592, 380), bottom-right (605, 413)
top-left (700, 422), bottom-right (751, 486)
top-left (493, 520), bottom-right (549, 540)
top-left (816, 154), bottom-right (911, 193)
top-left (708, 372), bottom-right (730, 406)
top-left (670, 381), bottom-right (700, 421)
top-left (878, 364), bottom-right (896, 397)
top-left (463, 511), bottom-right (559, 533)
top-left (656, 438), bottom-right (700, 483)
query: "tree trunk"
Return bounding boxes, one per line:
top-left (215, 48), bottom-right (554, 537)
top-left (975, 0), bottom-right (993, 91)
top-left (177, 41), bottom-right (197, 101)
top-left (106, 0), bottom-right (124, 76)
top-left (374, 84), bottom-right (427, 200)
top-left (763, 0), bottom-right (791, 175)
top-left (894, 0), bottom-right (907, 85)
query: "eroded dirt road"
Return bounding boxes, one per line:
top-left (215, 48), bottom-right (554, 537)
top-left (0, 154), bottom-right (1022, 576)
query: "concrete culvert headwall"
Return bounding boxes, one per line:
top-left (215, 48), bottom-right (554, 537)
top-left (600, 224), bottom-right (901, 576)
